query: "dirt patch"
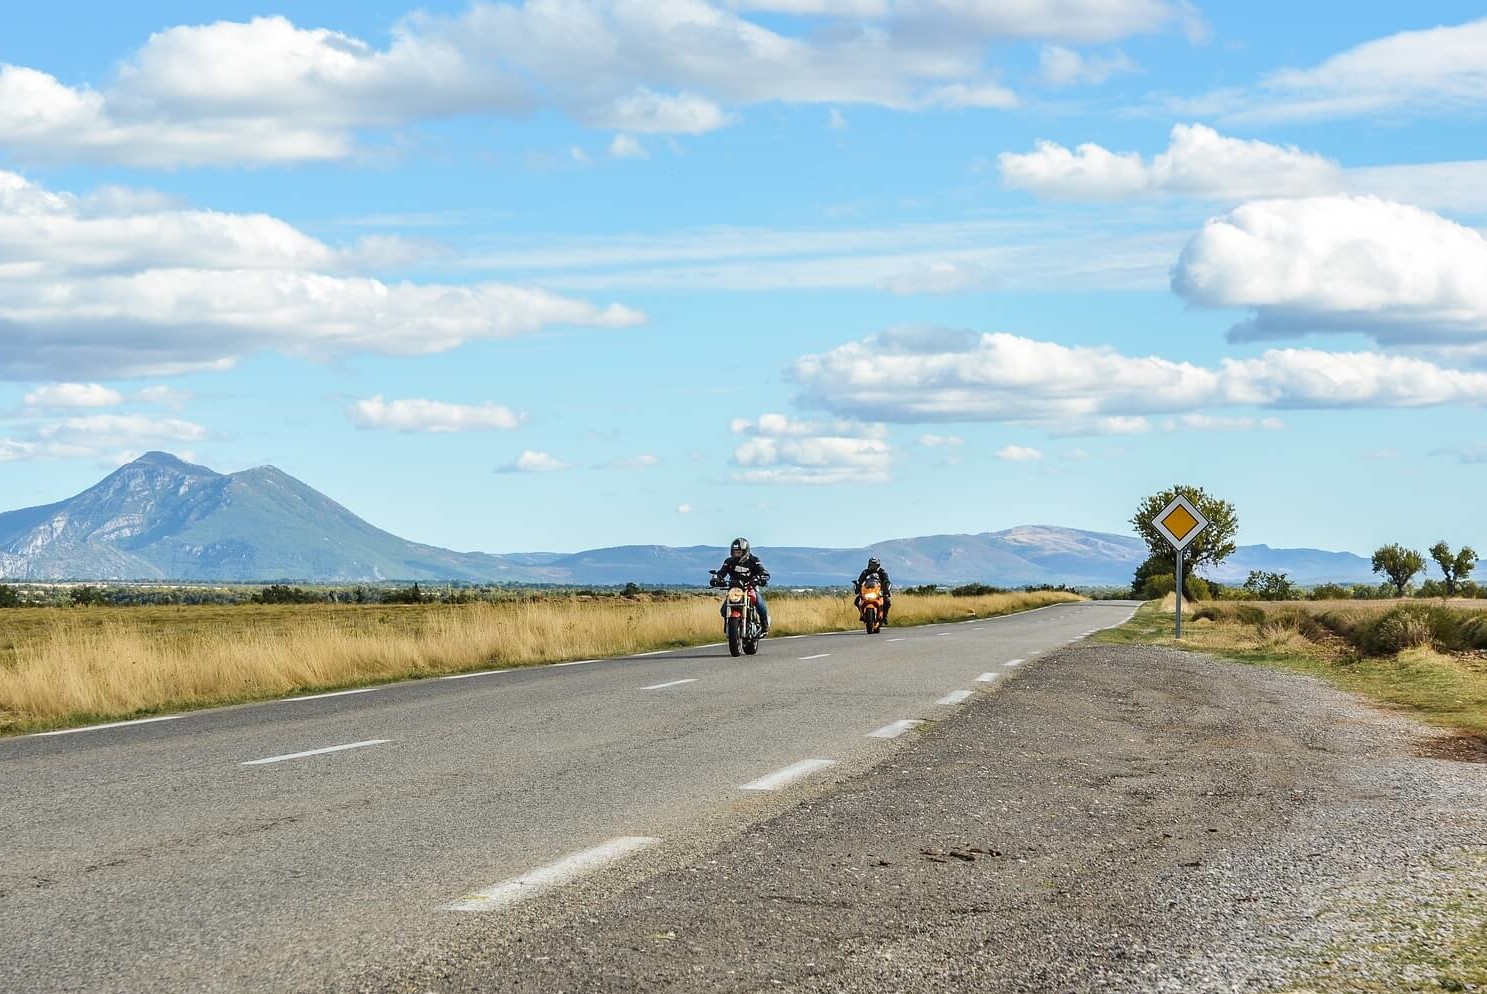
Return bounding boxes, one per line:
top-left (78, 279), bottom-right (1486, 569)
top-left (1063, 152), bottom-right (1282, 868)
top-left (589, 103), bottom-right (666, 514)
top-left (1417, 730), bottom-right (1487, 763)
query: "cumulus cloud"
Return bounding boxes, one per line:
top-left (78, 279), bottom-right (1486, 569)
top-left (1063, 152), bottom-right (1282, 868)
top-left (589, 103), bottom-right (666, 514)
top-left (35, 414), bottom-right (208, 450)
top-left (1179, 17), bottom-right (1487, 123)
top-left (730, 413), bottom-right (890, 484)
top-left (1038, 46), bottom-right (1137, 86)
top-left (1172, 195), bottom-right (1487, 349)
top-left (348, 395), bottom-right (525, 433)
top-left (996, 444), bottom-right (1043, 461)
top-left (0, 170), bottom-right (642, 380)
top-left (23, 382), bottom-right (123, 409)
top-left (497, 449), bottom-right (569, 473)
top-left (1000, 123), bottom-right (1340, 201)
top-left (135, 385), bottom-right (194, 409)
top-left (790, 327), bottom-right (1487, 433)
top-left (1163, 414), bottom-right (1285, 432)
top-left (0, 2), bottom-right (1194, 166)
top-left (608, 134), bottom-right (648, 160)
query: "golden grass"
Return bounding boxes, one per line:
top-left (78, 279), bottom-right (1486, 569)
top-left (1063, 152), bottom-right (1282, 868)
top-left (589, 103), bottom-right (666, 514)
top-left (0, 590), bottom-right (1079, 733)
top-left (1102, 600), bottom-right (1487, 736)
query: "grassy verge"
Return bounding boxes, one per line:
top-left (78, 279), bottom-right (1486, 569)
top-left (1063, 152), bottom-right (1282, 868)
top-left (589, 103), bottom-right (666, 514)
top-left (1099, 597), bottom-right (1487, 737)
top-left (0, 589), bottom-right (1078, 734)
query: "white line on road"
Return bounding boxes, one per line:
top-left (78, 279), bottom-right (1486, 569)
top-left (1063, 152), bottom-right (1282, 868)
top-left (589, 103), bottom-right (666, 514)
top-left (32, 715), bottom-right (180, 737)
top-left (551, 659), bottom-right (599, 668)
top-left (639, 679), bottom-right (697, 691)
top-left (799, 653), bottom-right (831, 660)
top-left (632, 650), bottom-right (671, 657)
top-left (282, 687), bottom-right (379, 702)
top-left (868, 719), bottom-right (922, 739)
top-left (739, 758), bottom-right (837, 791)
top-left (886, 637), bottom-right (905, 642)
top-left (445, 837), bottom-right (659, 913)
top-left (242, 739), bottom-right (389, 766)
top-left (1005, 658), bottom-right (1025, 667)
top-left (976, 672), bottom-right (1000, 683)
top-left (935, 632), bottom-right (952, 637)
top-left (937, 690), bottom-right (974, 705)
top-left (441, 669), bottom-right (509, 680)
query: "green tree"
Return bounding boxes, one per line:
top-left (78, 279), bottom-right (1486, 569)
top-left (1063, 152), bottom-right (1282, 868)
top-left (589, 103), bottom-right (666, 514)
top-left (1243, 570), bottom-right (1297, 601)
top-left (1130, 485), bottom-right (1238, 598)
top-left (0, 584), bottom-right (20, 608)
top-left (1371, 544), bottom-right (1425, 597)
top-left (1428, 541), bottom-right (1478, 597)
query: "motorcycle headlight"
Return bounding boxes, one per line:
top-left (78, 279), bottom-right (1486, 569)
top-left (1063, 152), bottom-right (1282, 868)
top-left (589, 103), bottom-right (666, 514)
top-left (728, 588), bottom-right (745, 602)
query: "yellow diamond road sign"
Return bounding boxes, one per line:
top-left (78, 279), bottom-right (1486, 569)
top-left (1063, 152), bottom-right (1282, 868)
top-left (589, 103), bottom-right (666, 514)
top-left (1153, 494), bottom-right (1209, 551)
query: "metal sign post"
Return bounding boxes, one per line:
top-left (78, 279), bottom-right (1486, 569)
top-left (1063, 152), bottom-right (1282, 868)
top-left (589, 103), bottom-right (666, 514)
top-left (1151, 494), bottom-right (1209, 641)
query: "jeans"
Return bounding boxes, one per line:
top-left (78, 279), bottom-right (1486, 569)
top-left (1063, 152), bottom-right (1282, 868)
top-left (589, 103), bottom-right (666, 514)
top-left (754, 588), bottom-right (770, 631)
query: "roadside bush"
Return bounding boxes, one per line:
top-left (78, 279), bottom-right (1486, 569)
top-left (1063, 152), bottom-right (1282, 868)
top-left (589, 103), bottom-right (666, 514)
top-left (1359, 606), bottom-right (1436, 655)
top-left (252, 584), bottom-right (323, 604)
top-left (950, 583), bottom-right (1005, 597)
top-left (903, 585), bottom-right (940, 596)
top-left (0, 584), bottom-right (20, 608)
top-left (1185, 576), bottom-right (1212, 602)
top-left (1309, 583), bottom-right (1350, 601)
top-left (1140, 572), bottom-right (1175, 599)
top-left (1243, 570), bottom-right (1298, 601)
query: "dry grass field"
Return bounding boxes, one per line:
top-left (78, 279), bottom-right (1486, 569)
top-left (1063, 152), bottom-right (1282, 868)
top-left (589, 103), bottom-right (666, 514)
top-left (1102, 597), bottom-right (1487, 740)
top-left (0, 589), bottom-right (1079, 734)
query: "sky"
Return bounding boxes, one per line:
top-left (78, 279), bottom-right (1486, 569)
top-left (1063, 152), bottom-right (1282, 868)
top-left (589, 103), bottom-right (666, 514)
top-left (3, 1), bottom-right (1487, 558)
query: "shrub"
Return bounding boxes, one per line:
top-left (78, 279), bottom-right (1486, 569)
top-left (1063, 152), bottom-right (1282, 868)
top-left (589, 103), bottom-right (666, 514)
top-left (1185, 576), bottom-right (1212, 602)
top-left (0, 585), bottom-right (20, 608)
top-left (251, 584), bottom-right (322, 604)
top-left (1360, 606), bottom-right (1435, 655)
top-left (69, 585), bottom-right (106, 607)
top-left (1243, 570), bottom-right (1297, 601)
top-left (1140, 573), bottom-right (1175, 600)
top-left (381, 583), bottom-right (429, 604)
top-left (950, 583), bottom-right (1005, 597)
top-left (1309, 583), bottom-right (1350, 601)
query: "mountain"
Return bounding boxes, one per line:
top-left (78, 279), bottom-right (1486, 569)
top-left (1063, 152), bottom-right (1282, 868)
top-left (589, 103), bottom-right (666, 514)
top-left (0, 453), bottom-right (1378, 586)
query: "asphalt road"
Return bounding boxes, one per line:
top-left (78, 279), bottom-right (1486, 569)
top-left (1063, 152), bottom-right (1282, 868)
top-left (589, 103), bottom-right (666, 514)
top-left (0, 600), bottom-right (1137, 994)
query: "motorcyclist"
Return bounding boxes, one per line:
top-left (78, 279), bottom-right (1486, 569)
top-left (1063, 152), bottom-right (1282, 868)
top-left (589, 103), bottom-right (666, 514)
top-left (854, 556), bottom-right (891, 623)
top-left (715, 537), bottom-right (770, 635)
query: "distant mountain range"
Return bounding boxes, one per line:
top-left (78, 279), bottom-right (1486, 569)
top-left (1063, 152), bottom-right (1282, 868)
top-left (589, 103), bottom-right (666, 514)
top-left (0, 452), bottom-right (1379, 586)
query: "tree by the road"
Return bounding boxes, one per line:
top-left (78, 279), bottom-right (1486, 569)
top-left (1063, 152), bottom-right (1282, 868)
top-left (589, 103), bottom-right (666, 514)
top-left (1130, 485), bottom-right (1238, 597)
top-left (1372, 544), bottom-right (1425, 597)
top-left (1428, 541), bottom-right (1477, 597)
top-left (1243, 570), bottom-right (1296, 601)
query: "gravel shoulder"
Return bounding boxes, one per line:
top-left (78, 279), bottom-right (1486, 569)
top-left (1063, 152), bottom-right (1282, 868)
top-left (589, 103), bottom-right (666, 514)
top-left (356, 643), bottom-right (1487, 994)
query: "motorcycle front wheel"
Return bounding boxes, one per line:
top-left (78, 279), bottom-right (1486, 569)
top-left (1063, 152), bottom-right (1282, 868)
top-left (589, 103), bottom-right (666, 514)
top-left (727, 616), bottom-right (743, 657)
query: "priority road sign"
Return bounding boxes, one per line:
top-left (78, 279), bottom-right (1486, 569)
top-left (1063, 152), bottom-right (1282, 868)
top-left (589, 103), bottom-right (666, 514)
top-left (1152, 494), bottom-right (1208, 552)
top-left (1151, 494), bottom-right (1210, 639)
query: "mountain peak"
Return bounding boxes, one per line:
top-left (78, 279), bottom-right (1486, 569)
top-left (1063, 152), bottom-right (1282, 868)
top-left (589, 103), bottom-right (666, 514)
top-left (126, 451), bottom-right (219, 476)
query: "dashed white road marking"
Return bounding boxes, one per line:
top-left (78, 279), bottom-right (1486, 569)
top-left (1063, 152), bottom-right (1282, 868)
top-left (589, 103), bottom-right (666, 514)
top-left (799, 653), bottom-right (831, 660)
top-left (1005, 658), bottom-right (1025, 667)
top-left (445, 837), bottom-right (659, 913)
top-left (937, 690), bottom-right (974, 705)
top-left (976, 672), bottom-right (1000, 683)
top-left (886, 637), bottom-right (906, 642)
top-left (283, 687), bottom-right (378, 702)
top-left (739, 758), bottom-right (837, 791)
top-left (934, 632), bottom-right (952, 637)
top-left (242, 739), bottom-right (389, 766)
top-left (551, 659), bottom-right (599, 668)
top-left (32, 715), bottom-right (180, 737)
top-left (639, 679), bottom-right (697, 691)
top-left (632, 650), bottom-right (671, 657)
top-left (868, 719), bottom-right (922, 739)
top-left (441, 669), bottom-right (509, 681)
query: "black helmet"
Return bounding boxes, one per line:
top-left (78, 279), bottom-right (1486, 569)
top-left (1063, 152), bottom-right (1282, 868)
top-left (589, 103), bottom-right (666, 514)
top-left (731, 537), bottom-right (750, 558)
top-left (867, 557), bottom-right (881, 571)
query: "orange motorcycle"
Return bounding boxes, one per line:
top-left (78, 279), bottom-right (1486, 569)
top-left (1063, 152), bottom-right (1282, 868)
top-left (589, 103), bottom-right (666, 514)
top-left (857, 576), bottom-right (886, 634)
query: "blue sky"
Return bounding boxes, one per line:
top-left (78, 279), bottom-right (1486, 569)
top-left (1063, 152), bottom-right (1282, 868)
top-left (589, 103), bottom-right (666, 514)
top-left (3, 0), bottom-right (1487, 558)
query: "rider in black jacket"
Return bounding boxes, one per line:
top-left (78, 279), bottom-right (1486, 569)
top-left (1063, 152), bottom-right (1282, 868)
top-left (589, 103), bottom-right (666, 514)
top-left (854, 557), bottom-right (891, 622)
top-left (716, 537), bottom-right (770, 634)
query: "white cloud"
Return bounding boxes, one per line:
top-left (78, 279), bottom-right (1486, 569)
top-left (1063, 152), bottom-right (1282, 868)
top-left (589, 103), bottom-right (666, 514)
top-left (996, 444), bottom-right (1042, 461)
top-left (1180, 17), bottom-right (1487, 124)
top-left (790, 327), bottom-right (1487, 432)
top-left (498, 449), bottom-right (569, 473)
top-left (917, 433), bottom-right (964, 447)
top-left (348, 395), bottom-right (526, 433)
top-left (1038, 46), bottom-right (1137, 86)
top-left (879, 259), bottom-right (996, 294)
top-left (23, 382), bottom-right (123, 409)
top-left (35, 414), bottom-right (208, 450)
top-left (0, 170), bottom-right (642, 380)
top-left (676, 502), bottom-right (693, 513)
top-left (608, 134), bottom-right (648, 160)
top-left (730, 413), bottom-right (890, 484)
top-left (0, 3), bottom-right (1195, 167)
top-left (1172, 195), bottom-right (1487, 349)
top-left (1163, 414), bottom-right (1285, 432)
top-left (1000, 123), bottom-right (1340, 201)
top-left (135, 385), bottom-right (194, 409)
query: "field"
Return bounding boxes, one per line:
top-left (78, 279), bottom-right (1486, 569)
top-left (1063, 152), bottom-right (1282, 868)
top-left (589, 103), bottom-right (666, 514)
top-left (1102, 597), bottom-right (1487, 740)
top-left (0, 589), bottom-right (1080, 734)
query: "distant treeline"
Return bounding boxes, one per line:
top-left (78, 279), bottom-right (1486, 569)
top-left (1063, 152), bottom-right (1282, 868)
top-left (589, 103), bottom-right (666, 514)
top-left (0, 579), bottom-right (1101, 608)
